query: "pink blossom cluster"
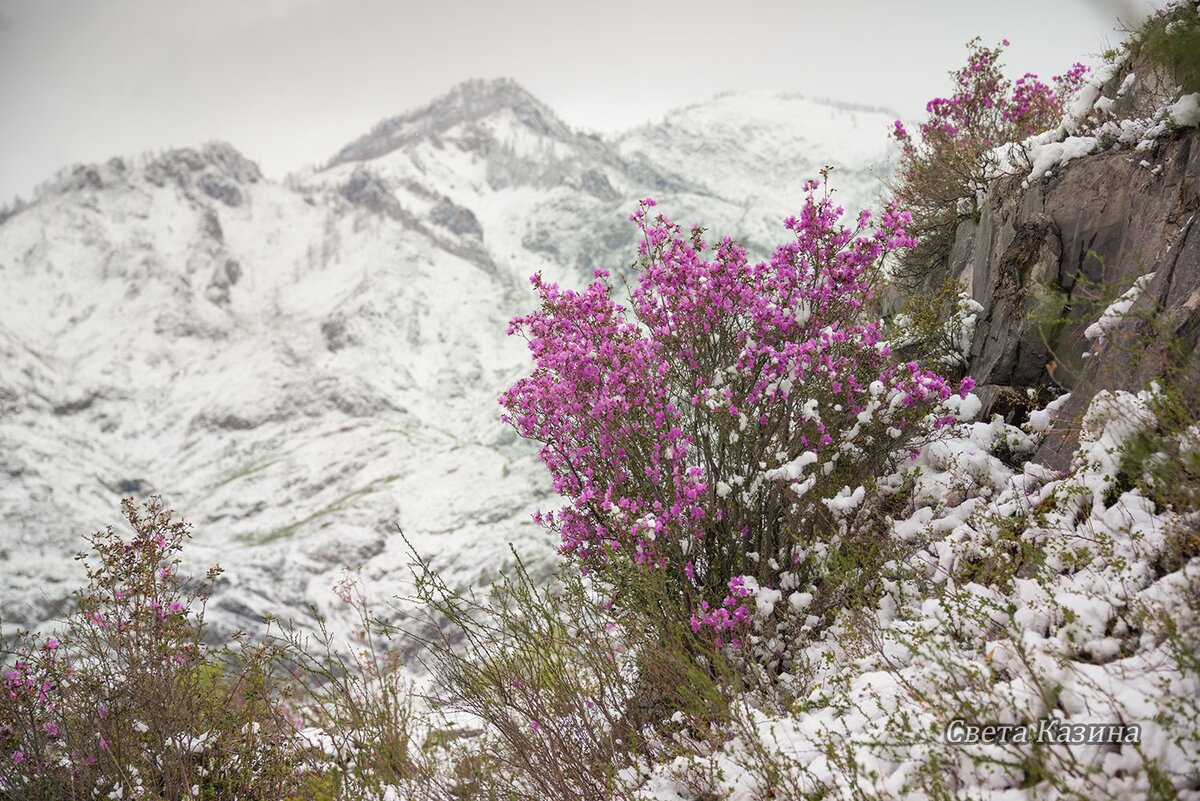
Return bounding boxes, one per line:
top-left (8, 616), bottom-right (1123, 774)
top-left (892, 38), bottom-right (1089, 167)
top-left (501, 181), bottom-right (969, 643)
top-left (1, 642), bottom-right (88, 779)
top-left (688, 576), bottom-right (755, 647)
top-left (0, 498), bottom-right (205, 789)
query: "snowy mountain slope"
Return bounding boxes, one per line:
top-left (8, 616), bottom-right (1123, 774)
top-left (614, 91), bottom-right (898, 249)
top-left (0, 79), bottom-right (895, 637)
top-left (0, 143), bottom-right (550, 637)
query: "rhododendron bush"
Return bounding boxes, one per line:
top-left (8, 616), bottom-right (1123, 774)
top-left (0, 498), bottom-right (302, 800)
top-left (889, 38), bottom-right (1088, 282)
top-left (500, 181), bottom-right (974, 645)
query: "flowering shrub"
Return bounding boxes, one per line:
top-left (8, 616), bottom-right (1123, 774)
top-left (889, 38), bottom-right (1088, 283)
top-left (500, 180), bottom-right (972, 647)
top-left (0, 497), bottom-right (303, 800)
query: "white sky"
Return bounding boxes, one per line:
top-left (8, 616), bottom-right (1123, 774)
top-left (0, 0), bottom-right (1158, 202)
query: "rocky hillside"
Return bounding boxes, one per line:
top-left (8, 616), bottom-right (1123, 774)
top-left (942, 59), bottom-right (1200, 469)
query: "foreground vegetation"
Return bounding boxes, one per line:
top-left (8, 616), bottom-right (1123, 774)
top-left (4, 6), bottom-right (1200, 798)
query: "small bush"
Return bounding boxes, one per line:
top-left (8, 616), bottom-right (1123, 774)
top-left (274, 578), bottom-right (439, 799)
top-left (887, 277), bottom-right (981, 376)
top-left (1115, 382), bottom-right (1200, 577)
top-left (888, 39), bottom-right (1087, 286)
top-left (403, 545), bottom-right (733, 800)
top-left (500, 181), bottom-right (971, 651)
top-left (0, 497), bottom-right (305, 801)
top-left (1127, 3), bottom-right (1200, 96)
top-left (1063, 264), bottom-right (1200, 555)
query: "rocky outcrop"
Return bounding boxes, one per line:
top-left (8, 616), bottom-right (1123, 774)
top-left (1036, 212), bottom-right (1200, 468)
top-left (951, 129), bottom-right (1200, 465)
top-left (342, 167), bottom-right (406, 218)
top-left (580, 168), bottom-right (619, 201)
top-left (144, 142), bottom-right (261, 201)
top-left (429, 196), bottom-right (483, 239)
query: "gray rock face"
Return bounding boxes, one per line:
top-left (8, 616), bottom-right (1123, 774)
top-left (966, 212), bottom-right (1063, 390)
top-left (342, 167), bottom-right (404, 217)
top-left (950, 131), bottom-right (1200, 462)
top-left (429, 196), bottom-right (483, 239)
top-left (320, 316), bottom-right (359, 352)
top-left (580, 168), bottom-right (619, 201)
top-left (205, 258), bottom-right (242, 305)
top-left (197, 174), bottom-right (244, 207)
top-left (1036, 213), bottom-right (1200, 468)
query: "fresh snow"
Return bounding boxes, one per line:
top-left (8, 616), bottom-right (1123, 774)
top-left (634, 386), bottom-right (1200, 799)
top-left (1084, 272), bottom-right (1155, 345)
top-left (1167, 93), bottom-right (1200, 128)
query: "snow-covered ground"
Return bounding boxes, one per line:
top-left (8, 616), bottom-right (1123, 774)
top-left (634, 384), bottom-right (1200, 799)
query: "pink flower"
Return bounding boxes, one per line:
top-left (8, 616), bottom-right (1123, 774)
top-left (10, 750), bottom-right (24, 764)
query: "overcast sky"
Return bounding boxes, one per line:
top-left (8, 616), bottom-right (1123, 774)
top-left (0, 0), bottom-right (1159, 202)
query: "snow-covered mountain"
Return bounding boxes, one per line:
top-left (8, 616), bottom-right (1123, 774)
top-left (0, 78), bottom-right (897, 636)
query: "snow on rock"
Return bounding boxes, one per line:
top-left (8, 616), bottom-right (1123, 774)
top-left (1084, 272), bottom-right (1155, 345)
top-left (990, 51), bottom-right (1199, 188)
top-left (1166, 93), bottom-right (1200, 128)
top-left (1025, 134), bottom-right (1098, 181)
top-left (1027, 391), bottom-right (1072, 433)
top-left (1064, 62), bottom-right (1122, 133)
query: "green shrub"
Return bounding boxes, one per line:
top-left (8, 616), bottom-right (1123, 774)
top-left (1127, 3), bottom-right (1200, 96)
top-left (402, 543), bottom-right (736, 801)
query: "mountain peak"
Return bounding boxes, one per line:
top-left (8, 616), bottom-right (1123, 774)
top-left (446, 77), bottom-right (541, 106)
top-left (327, 78), bottom-right (570, 168)
top-left (15, 141), bottom-right (261, 213)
